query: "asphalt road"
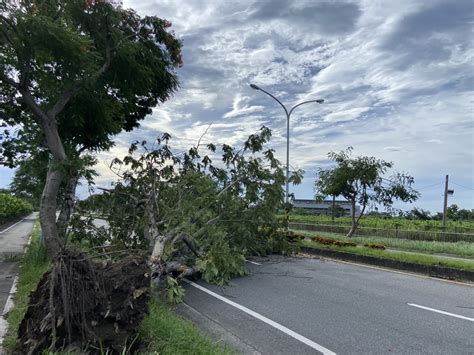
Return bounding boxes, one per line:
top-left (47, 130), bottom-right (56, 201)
top-left (0, 213), bottom-right (36, 346)
top-left (180, 255), bottom-right (474, 354)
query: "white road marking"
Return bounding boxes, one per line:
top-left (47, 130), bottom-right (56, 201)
top-left (2, 276), bottom-right (18, 316)
top-left (1, 217), bottom-right (34, 348)
top-left (0, 318), bottom-right (7, 344)
top-left (0, 276), bottom-right (19, 346)
top-left (245, 259), bottom-right (262, 265)
top-left (0, 218), bottom-right (26, 234)
top-left (407, 303), bottom-right (474, 322)
top-left (185, 280), bottom-right (336, 355)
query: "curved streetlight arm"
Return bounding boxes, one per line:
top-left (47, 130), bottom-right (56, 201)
top-left (288, 99), bottom-right (324, 116)
top-left (251, 85), bottom-right (289, 117)
top-left (250, 83), bottom-right (324, 206)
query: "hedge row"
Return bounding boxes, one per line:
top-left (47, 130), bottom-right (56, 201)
top-left (0, 193), bottom-right (34, 224)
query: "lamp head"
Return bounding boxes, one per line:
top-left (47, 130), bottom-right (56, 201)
top-left (316, 99), bottom-right (324, 104)
top-left (250, 83), bottom-right (260, 90)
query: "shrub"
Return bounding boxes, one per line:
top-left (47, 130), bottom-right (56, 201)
top-left (286, 231), bottom-right (305, 242)
top-left (0, 193), bottom-right (34, 224)
top-left (310, 235), bottom-right (357, 247)
top-left (364, 243), bottom-right (386, 250)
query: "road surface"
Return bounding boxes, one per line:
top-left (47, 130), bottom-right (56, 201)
top-left (0, 214), bottom-right (36, 347)
top-left (180, 255), bottom-right (474, 354)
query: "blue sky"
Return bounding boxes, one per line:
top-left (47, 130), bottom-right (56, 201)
top-left (1, 0), bottom-right (473, 213)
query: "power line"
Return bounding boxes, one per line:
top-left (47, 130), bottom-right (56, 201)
top-left (451, 181), bottom-right (474, 191)
top-left (416, 182), bottom-right (444, 190)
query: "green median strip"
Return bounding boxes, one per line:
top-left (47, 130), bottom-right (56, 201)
top-left (293, 229), bottom-right (474, 258)
top-left (300, 239), bottom-right (474, 271)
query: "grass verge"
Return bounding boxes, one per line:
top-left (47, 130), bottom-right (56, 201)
top-left (294, 229), bottom-right (474, 258)
top-left (139, 297), bottom-right (235, 354)
top-left (300, 239), bottom-right (474, 271)
top-left (3, 221), bottom-right (50, 353)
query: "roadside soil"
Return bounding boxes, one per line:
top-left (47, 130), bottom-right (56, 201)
top-left (18, 248), bottom-right (151, 354)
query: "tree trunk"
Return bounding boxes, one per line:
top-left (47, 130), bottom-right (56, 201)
top-left (346, 199), bottom-right (357, 238)
top-left (57, 170), bottom-right (79, 239)
top-left (39, 118), bottom-right (68, 258)
top-left (40, 164), bottom-right (63, 258)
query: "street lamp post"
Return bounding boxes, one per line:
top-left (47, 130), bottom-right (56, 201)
top-left (250, 84), bottom-right (323, 205)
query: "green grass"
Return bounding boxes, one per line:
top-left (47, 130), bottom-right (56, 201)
top-left (289, 213), bottom-right (474, 233)
top-left (293, 229), bottom-right (474, 258)
top-left (3, 221), bottom-right (50, 353)
top-left (139, 297), bottom-right (235, 354)
top-left (300, 239), bottom-right (474, 271)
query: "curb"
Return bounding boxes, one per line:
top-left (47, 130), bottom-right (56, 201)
top-left (299, 246), bottom-right (474, 283)
top-left (0, 214), bottom-right (36, 352)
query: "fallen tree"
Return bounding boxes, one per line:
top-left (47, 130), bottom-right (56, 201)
top-left (75, 127), bottom-right (301, 286)
top-left (19, 127), bottom-right (302, 351)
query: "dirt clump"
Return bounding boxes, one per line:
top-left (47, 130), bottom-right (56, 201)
top-left (18, 249), bottom-right (150, 354)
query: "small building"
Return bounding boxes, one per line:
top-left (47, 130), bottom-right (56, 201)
top-left (292, 199), bottom-right (361, 217)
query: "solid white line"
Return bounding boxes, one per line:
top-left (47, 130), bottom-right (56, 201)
top-left (185, 280), bottom-right (336, 355)
top-left (0, 218), bottom-right (26, 234)
top-left (0, 317), bottom-right (8, 343)
top-left (245, 259), bottom-right (262, 265)
top-left (0, 276), bottom-right (19, 346)
top-left (407, 303), bottom-right (474, 322)
top-left (2, 276), bottom-right (18, 316)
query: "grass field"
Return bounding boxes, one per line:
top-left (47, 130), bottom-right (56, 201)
top-left (290, 214), bottom-right (474, 233)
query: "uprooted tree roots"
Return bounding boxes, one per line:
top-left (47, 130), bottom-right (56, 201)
top-left (18, 249), bottom-right (151, 354)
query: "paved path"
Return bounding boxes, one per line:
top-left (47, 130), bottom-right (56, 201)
top-left (0, 213), bottom-right (37, 349)
top-left (180, 255), bottom-right (474, 354)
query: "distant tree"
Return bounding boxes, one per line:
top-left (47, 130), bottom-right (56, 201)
top-left (314, 148), bottom-right (419, 237)
top-left (406, 207), bottom-right (432, 221)
top-left (447, 204), bottom-right (459, 220)
top-left (456, 208), bottom-right (473, 221)
top-left (0, 0), bottom-right (182, 256)
top-left (366, 210), bottom-right (393, 219)
top-left (447, 204), bottom-right (473, 221)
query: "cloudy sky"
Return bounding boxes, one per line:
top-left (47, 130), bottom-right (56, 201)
top-left (1, 0), bottom-right (473, 213)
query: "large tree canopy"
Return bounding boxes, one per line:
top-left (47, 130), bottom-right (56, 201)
top-left (314, 148), bottom-right (419, 237)
top-left (0, 0), bottom-right (182, 255)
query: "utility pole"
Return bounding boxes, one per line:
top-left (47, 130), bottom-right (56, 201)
top-left (442, 174), bottom-right (449, 230)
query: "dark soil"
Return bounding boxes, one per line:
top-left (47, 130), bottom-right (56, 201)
top-left (18, 249), bottom-right (151, 354)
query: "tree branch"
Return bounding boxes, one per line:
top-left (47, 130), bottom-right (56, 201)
top-left (20, 91), bottom-right (49, 122)
top-left (47, 41), bottom-right (113, 118)
top-left (0, 14), bottom-right (16, 30)
top-left (0, 71), bottom-right (19, 89)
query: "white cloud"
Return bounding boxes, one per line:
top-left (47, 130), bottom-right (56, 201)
top-left (83, 0), bottom-right (474, 212)
top-left (223, 94), bottom-right (264, 118)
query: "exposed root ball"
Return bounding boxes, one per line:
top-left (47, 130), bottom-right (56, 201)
top-left (18, 249), bottom-right (150, 354)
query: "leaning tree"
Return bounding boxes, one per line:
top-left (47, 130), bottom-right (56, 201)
top-left (315, 148), bottom-right (419, 237)
top-left (0, 0), bottom-right (182, 256)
